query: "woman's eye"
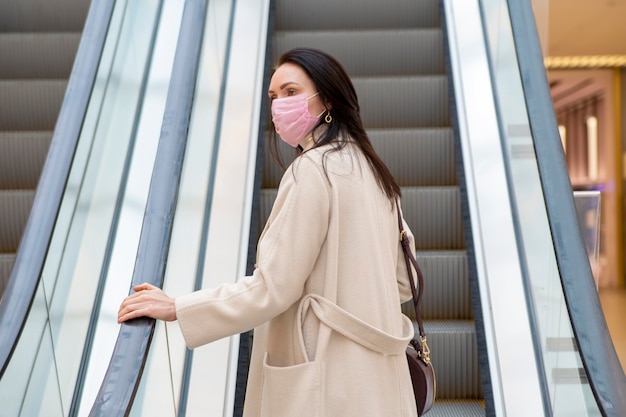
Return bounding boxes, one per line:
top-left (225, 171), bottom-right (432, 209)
top-left (287, 89), bottom-right (297, 96)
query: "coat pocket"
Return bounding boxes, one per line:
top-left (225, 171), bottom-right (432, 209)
top-left (260, 352), bottom-right (322, 417)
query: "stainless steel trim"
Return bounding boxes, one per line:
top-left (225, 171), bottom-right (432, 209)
top-left (443, 0), bottom-right (545, 415)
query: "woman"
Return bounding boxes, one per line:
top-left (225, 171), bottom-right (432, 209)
top-left (118, 47), bottom-right (418, 417)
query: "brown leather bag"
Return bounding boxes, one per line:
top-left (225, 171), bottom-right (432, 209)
top-left (397, 202), bottom-right (436, 416)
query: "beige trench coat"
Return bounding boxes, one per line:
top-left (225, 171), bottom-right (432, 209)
top-left (176, 139), bottom-right (418, 417)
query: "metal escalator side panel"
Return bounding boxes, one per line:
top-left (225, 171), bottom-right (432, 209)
top-left (443, 0), bottom-right (546, 415)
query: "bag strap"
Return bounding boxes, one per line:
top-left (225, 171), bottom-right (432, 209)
top-left (396, 201), bottom-right (431, 363)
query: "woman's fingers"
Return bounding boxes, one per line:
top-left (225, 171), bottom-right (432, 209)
top-left (118, 283), bottom-right (177, 323)
top-left (133, 282), bottom-right (158, 292)
top-left (117, 303), bottom-right (146, 323)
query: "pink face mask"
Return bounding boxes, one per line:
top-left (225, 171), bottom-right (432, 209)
top-left (271, 93), bottom-right (324, 147)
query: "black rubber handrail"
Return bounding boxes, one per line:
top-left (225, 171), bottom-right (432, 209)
top-left (506, 1), bottom-right (626, 415)
top-left (88, 0), bottom-right (208, 415)
top-left (0, 0), bottom-right (115, 378)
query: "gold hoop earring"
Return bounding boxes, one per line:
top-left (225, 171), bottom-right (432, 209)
top-left (325, 112), bottom-right (332, 123)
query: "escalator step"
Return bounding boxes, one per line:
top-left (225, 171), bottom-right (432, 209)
top-left (413, 251), bottom-right (471, 320)
top-left (0, 190), bottom-right (34, 252)
top-left (273, 29), bottom-right (444, 76)
top-left (353, 76), bottom-right (450, 128)
top-left (370, 128), bottom-right (456, 187)
top-left (429, 400), bottom-right (485, 417)
top-left (0, 0), bottom-right (89, 32)
top-left (275, 0), bottom-right (439, 31)
top-left (401, 186), bottom-right (464, 250)
top-left (423, 320), bottom-right (483, 399)
top-left (0, 33), bottom-right (81, 79)
top-left (0, 254), bottom-right (16, 296)
top-left (0, 80), bottom-right (67, 130)
top-left (0, 131), bottom-right (52, 189)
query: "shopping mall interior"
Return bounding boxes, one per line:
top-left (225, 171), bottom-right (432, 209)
top-left (0, 0), bottom-right (624, 416)
top-left (537, 0), bottom-right (626, 371)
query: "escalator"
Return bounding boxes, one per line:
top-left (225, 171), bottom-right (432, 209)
top-left (0, 0), bottom-right (90, 297)
top-left (1, 0), bottom-right (624, 416)
top-left (261, 0), bottom-right (484, 414)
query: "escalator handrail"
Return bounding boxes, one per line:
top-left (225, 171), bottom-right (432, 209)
top-left (0, 0), bottom-right (115, 379)
top-left (88, 0), bottom-right (207, 415)
top-left (506, 1), bottom-right (626, 415)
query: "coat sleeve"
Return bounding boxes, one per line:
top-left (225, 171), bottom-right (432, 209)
top-left (175, 156), bottom-right (330, 349)
top-left (396, 213), bottom-right (417, 304)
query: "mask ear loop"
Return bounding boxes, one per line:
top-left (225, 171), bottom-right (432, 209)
top-left (311, 92), bottom-right (327, 122)
top-left (311, 92), bottom-right (331, 123)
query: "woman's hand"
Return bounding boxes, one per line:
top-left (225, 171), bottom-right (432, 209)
top-left (118, 283), bottom-right (177, 323)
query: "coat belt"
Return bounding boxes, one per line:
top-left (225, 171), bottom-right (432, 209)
top-left (298, 294), bottom-right (414, 356)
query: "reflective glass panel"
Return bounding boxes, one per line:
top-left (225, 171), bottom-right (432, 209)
top-left (479, 0), bottom-right (601, 415)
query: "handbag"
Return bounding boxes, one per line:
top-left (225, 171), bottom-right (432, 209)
top-left (396, 202), bottom-right (436, 416)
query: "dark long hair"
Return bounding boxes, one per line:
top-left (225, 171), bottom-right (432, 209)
top-left (269, 47), bottom-right (401, 202)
